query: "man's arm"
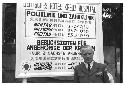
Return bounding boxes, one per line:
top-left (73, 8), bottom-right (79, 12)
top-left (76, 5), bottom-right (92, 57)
top-left (103, 67), bottom-right (114, 83)
top-left (107, 72), bottom-right (114, 83)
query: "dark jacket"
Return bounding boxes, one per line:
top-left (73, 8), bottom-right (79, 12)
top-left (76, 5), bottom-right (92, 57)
top-left (74, 61), bottom-right (110, 83)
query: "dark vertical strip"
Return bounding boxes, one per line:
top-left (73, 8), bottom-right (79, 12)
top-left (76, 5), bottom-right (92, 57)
top-left (120, 3), bottom-right (123, 83)
top-left (2, 3), bottom-right (6, 45)
top-left (15, 3), bottom-right (17, 43)
top-left (120, 39), bottom-right (123, 83)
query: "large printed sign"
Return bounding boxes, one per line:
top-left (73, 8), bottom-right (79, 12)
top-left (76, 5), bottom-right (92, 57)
top-left (16, 3), bottom-right (103, 78)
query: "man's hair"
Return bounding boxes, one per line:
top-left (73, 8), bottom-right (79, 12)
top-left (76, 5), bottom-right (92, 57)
top-left (80, 45), bottom-right (94, 52)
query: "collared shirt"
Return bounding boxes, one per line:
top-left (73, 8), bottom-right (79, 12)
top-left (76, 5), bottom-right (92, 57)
top-left (83, 61), bottom-right (114, 83)
top-left (83, 61), bottom-right (94, 70)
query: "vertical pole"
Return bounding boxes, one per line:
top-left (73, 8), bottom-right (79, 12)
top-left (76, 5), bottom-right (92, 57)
top-left (114, 46), bottom-right (117, 82)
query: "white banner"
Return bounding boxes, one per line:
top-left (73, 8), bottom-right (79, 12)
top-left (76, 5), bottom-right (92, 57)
top-left (16, 3), bottom-right (103, 78)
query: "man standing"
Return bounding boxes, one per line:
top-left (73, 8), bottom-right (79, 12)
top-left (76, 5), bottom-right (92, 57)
top-left (74, 45), bottom-right (114, 83)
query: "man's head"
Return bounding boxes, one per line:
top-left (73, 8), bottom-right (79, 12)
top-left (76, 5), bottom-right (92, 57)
top-left (80, 45), bottom-right (94, 64)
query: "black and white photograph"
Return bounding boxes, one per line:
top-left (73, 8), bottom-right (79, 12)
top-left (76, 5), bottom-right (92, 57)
top-left (2, 1), bottom-right (123, 83)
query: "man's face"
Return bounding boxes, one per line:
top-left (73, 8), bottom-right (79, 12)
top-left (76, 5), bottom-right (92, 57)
top-left (80, 48), bottom-right (94, 64)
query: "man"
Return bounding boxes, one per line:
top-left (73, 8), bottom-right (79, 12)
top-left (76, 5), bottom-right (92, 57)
top-left (74, 45), bottom-right (114, 83)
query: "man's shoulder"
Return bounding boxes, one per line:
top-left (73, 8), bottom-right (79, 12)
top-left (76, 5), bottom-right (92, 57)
top-left (74, 62), bottom-right (84, 69)
top-left (94, 62), bottom-right (107, 68)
